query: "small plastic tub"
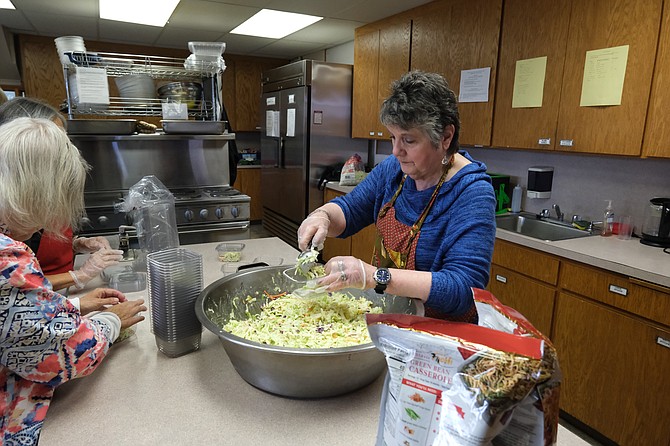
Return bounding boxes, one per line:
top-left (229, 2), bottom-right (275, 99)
top-left (216, 242), bottom-right (245, 262)
top-left (109, 271), bottom-right (147, 293)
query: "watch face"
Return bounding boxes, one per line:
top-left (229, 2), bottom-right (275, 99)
top-left (375, 268), bottom-right (391, 285)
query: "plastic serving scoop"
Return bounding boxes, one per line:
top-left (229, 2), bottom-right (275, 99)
top-left (295, 247), bottom-right (320, 275)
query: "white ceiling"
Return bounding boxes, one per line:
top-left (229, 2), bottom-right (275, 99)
top-left (0, 0), bottom-right (433, 59)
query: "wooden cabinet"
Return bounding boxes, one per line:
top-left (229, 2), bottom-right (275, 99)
top-left (229, 57), bottom-right (286, 131)
top-left (493, 240), bottom-right (670, 445)
top-left (553, 290), bottom-right (670, 446)
top-left (492, 0), bottom-right (662, 155)
top-left (642, 0), bottom-right (670, 158)
top-left (488, 239), bottom-right (559, 336)
top-left (352, 18), bottom-right (411, 139)
top-left (235, 168), bottom-right (262, 221)
top-left (491, 0), bottom-right (571, 151)
top-left (410, 0), bottom-right (502, 147)
top-left (321, 188), bottom-right (376, 262)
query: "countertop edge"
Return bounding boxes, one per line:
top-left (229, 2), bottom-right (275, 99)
top-left (496, 229), bottom-right (670, 288)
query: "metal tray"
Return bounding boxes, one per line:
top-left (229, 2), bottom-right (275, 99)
top-left (161, 120), bottom-right (227, 135)
top-left (67, 119), bottom-right (137, 135)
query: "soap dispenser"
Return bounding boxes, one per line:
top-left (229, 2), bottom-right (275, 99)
top-left (511, 184), bottom-right (522, 213)
top-left (602, 200), bottom-right (615, 237)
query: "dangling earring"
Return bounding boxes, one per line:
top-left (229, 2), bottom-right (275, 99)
top-left (442, 153), bottom-right (454, 167)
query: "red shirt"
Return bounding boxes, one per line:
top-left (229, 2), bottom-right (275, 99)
top-left (36, 228), bottom-right (75, 274)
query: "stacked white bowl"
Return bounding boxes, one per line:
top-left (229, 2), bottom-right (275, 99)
top-left (54, 36), bottom-right (86, 66)
top-left (115, 74), bottom-right (156, 99)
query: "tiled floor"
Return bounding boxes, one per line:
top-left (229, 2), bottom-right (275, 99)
top-left (250, 222), bottom-right (605, 445)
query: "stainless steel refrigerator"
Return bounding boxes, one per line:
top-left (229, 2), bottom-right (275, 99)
top-left (260, 60), bottom-right (367, 248)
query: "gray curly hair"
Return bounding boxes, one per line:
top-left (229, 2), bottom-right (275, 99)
top-left (380, 70), bottom-right (460, 154)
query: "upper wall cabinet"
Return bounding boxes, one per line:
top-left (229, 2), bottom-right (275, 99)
top-left (492, 0), bottom-right (662, 155)
top-left (643, 2), bottom-right (670, 158)
top-left (491, 0), bottom-right (571, 151)
top-left (352, 18), bottom-right (411, 140)
top-left (410, 0), bottom-right (502, 147)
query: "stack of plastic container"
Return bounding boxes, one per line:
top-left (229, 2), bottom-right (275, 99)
top-left (147, 248), bottom-right (203, 357)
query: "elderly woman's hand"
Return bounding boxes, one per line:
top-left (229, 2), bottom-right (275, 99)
top-left (318, 256), bottom-right (370, 292)
top-left (104, 298), bottom-right (147, 330)
top-left (297, 209), bottom-right (330, 251)
top-left (79, 287), bottom-right (126, 315)
top-left (73, 236), bottom-right (112, 253)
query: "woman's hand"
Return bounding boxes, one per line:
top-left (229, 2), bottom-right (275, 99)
top-left (104, 298), bottom-right (147, 330)
top-left (297, 209), bottom-right (330, 251)
top-left (70, 248), bottom-right (124, 288)
top-left (79, 287), bottom-right (126, 315)
top-left (73, 236), bottom-right (112, 253)
top-left (318, 256), bottom-right (371, 292)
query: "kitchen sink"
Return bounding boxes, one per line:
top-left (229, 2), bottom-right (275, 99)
top-left (496, 212), bottom-right (595, 241)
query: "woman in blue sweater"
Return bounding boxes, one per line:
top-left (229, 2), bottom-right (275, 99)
top-left (298, 71), bottom-right (496, 322)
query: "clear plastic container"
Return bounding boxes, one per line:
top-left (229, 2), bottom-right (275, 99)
top-left (188, 41), bottom-right (226, 56)
top-left (109, 271), bottom-right (147, 293)
top-left (216, 242), bottom-right (245, 262)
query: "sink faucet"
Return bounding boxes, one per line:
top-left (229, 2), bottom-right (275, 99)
top-left (552, 204), bottom-right (564, 221)
top-left (118, 225), bottom-right (136, 260)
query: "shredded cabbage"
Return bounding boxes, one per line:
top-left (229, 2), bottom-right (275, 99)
top-left (223, 292), bottom-right (382, 348)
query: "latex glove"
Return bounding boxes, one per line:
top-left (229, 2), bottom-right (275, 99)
top-left (297, 209), bottom-right (330, 251)
top-left (78, 288), bottom-right (126, 316)
top-left (70, 248), bottom-right (124, 289)
top-left (317, 256), bottom-right (368, 292)
top-left (73, 236), bottom-right (112, 253)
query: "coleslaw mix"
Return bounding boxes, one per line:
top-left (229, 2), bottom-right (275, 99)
top-left (368, 288), bottom-right (561, 446)
top-left (224, 291), bottom-right (383, 349)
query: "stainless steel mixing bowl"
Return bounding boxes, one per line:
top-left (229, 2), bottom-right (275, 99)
top-left (195, 265), bottom-right (423, 398)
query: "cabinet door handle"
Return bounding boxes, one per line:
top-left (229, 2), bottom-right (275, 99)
top-left (538, 138), bottom-right (551, 145)
top-left (657, 336), bottom-right (670, 350)
top-left (560, 139), bottom-right (574, 147)
top-left (608, 284), bottom-right (628, 296)
top-left (495, 274), bottom-right (507, 284)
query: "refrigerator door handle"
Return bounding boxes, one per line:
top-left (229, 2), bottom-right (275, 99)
top-left (280, 137), bottom-right (286, 168)
top-left (274, 138), bottom-right (280, 168)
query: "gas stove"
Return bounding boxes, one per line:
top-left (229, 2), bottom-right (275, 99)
top-left (81, 186), bottom-right (251, 243)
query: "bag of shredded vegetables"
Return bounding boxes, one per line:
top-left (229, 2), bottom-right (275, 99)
top-left (367, 288), bottom-right (561, 446)
top-left (339, 153), bottom-right (366, 186)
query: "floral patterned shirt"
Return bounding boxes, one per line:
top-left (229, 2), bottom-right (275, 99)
top-left (0, 234), bottom-right (114, 444)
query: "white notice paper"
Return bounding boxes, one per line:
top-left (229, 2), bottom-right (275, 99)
top-left (266, 110), bottom-right (280, 137)
top-left (286, 108), bottom-right (296, 137)
top-left (75, 67), bottom-right (109, 104)
top-left (458, 67), bottom-right (491, 103)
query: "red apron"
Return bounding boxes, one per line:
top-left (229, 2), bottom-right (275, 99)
top-left (37, 228), bottom-right (75, 275)
top-left (372, 172), bottom-right (478, 323)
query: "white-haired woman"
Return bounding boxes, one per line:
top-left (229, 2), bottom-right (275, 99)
top-left (0, 117), bottom-right (146, 444)
top-left (0, 97), bottom-right (124, 293)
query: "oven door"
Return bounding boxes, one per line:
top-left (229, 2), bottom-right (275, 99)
top-left (177, 221), bottom-right (250, 245)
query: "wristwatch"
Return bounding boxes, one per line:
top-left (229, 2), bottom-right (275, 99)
top-left (373, 267), bottom-right (391, 294)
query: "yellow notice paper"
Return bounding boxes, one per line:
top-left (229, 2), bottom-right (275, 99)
top-left (580, 45), bottom-right (629, 107)
top-left (512, 56), bottom-right (547, 108)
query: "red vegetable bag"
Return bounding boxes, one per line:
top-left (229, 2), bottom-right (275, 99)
top-left (367, 288), bottom-right (561, 446)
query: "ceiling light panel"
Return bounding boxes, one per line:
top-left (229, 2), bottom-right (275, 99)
top-left (231, 9), bottom-right (322, 39)
top-left (0, 0), bottom-right (15, 10)
top-left (99, 0), bottom-right (180, 27)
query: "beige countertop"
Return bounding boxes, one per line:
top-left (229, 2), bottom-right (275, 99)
top-left (40, 237), bottom-right (383, 446)
top-left (38, 236), bottom-right (592, 445)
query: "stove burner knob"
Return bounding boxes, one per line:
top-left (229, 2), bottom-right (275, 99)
top-left (80, 217), bottom-right (92, 227)
top-left (98, 216), bottom-right (109, 225)
top-left (215, 208), bottom-right (224, 219)
top-left (231, 206), bottom-right (239, 218)
top-left (199, 209), bottom-right (209, 219)
top-left (184, 209), bottom-right (194, 222)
